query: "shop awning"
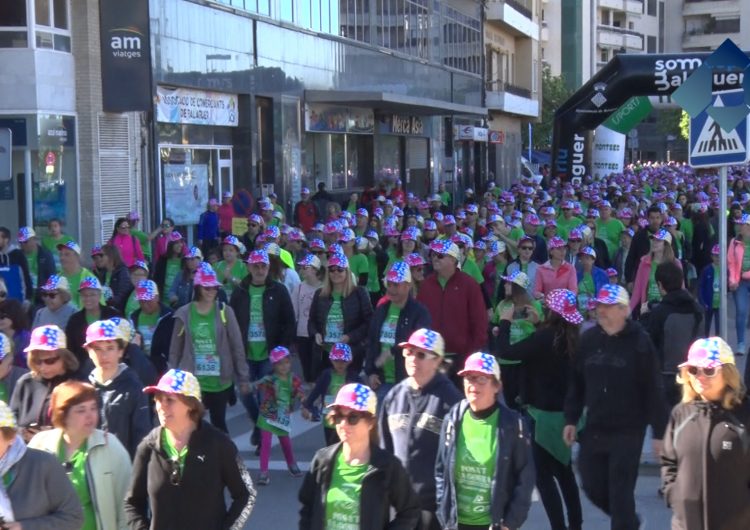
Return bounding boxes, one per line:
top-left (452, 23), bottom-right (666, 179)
top-left (305, 90), bottom-right (487, 117)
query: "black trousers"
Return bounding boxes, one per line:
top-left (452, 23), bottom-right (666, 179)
top-left (577, 429), bottom-right (644, 530)
top-left (201, 386), bottom-right (234, 433)
top-left (296, 335), bottom-right (318, 383)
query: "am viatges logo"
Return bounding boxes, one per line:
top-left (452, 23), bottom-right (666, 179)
top-left (109, 27), bottom-right (143, 59)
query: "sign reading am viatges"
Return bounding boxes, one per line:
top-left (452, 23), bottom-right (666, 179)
top-left (156, 86), bottom-right (239, 127)
top-left (689, 90), bottom-right (750, 168)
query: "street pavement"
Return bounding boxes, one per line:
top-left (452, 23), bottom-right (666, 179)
top-left (232, 311), bottom-right (745, 529)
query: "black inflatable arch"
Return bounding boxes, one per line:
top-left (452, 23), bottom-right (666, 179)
top-left (551, 52), bottom-right (747, 181)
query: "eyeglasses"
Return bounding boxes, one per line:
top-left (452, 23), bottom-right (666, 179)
top-left (168, 458), bottom-right (181, 486)
top-left (42, 292), bottom-right (58, 299)
top-left (464, 374), bottom-right (492, 385)
top-left (36, 356), bottom-right (61, 366)
top-left (430, 253), bottom-right (446, 260)
top-left (404, 348), bottom-right (437, 361)
top-left (329, 267), bottom-right (346, 274)
top-left (687, 366), bottom-right (720, 378)
top-left (161, 223), bottom-right (172, 229)
top-left (411, 266), bottom-right (425, 272)
top-left (519, 246), bottom-right (534, 251)
top-left (329, 412), bottom-right (368, 426)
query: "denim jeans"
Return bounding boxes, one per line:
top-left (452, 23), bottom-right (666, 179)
top-left (733, 280), bottom-right (750, 346)
top-left (242, 358), bottom-right (272, 423)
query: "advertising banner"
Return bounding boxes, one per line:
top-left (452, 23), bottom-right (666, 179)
top-left (591, 125), bottom-right (626, 179)
top-left (164, 164), bottom-right (208, 225)
top-left (99, 0), bottom-right (152, 112)
top-left (305, 105), bottom-right (374, 134)
top-left (156, 86), bottom-right (239, 127)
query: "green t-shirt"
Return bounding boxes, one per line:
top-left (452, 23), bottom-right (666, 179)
top-left (41, 234), bottom-right (73, 270)
top-left (379, 304), bottom-right (401, 384)
top-left (325, 293), bottom-right (344, 346)
top-left (26, 250), bottom-right (38, 289)
top-left (161, 428), bottom-right (188, 471)
top-left (556, 216), bottom-right (582, 241)
top-left (680, 217), bottom-right (694, 245)
top-left (63, 267), bottom-right (94, 310)
top-left (165, 258), bottom-right (181, 294)
top-left (0, 380), bottom-right (8, 405)
top-left (58, 440), bottom-right (96, 530)
top-left (578, 272), bottom-right (595, 314)
top-left (743, 241), bottom-right (750, 273)
top-left (596, 218), bottom-right (624, 260)
top-left (439, 191), bottom-right (450, 206)
top-left (712, 263), bottom-right (721, 309)
top-left (137, 310), bottom-right (160, 355)
top-left (190, 304), bottom-right (229, 393)
top-left (366, 254), bottom-right (381, 294)
top-left (647, 260), bottom-right (662, 303)
top-left (324, 372), bottom-right (346, 430)
top-left (131, 229), bottom-right (151, 259)
top-left (461, 257), bottom-right (484, 284)
top-left (125, 291), bottom-right (140, 319)
top-left (456, 408), bottom-right (498, 526)
top-left (325, 451), bottom-right (370, 529)
top-left (257, 375), bottom-right (292, 435)
top-left (214, 260), bottom-right (247, 299)
top-left (349, 253), bottom-right (369, 282)
top-left (492, 300), bottom-right (543, 363)
top-left (247, 285), bottom-right (267, 361)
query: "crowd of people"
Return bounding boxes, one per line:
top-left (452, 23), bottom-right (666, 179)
top-left (0, 161), bottom-right (745, 529)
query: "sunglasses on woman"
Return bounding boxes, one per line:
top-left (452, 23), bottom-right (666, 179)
top-left (328, 267), bottom-right (346, 273)
top-left (687, 366), bottom-right (719, 378)
top-left (42, 292), bottom-right (58, 299)
top-left (519, 246), bottom-right (534, 251)
top-left (35, 356), bottom-right (61, 366)
top-left (329, 412), bottom-right (368, 426)
top-left (404, 348), bottom-right (437, 361)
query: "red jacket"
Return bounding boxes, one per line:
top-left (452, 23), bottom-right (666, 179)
top-left (218, 203), bottom-right (234, 233)
top-left (294, 200), bottom-right (317, 233)
top-left (417, 270), bottom-right (488, 360)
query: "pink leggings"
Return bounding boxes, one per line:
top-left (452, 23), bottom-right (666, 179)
top-left (259, 429), bottom-right (296, 473)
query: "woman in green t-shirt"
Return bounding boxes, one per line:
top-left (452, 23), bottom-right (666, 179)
top-left (153, 234), bottom-right (185, 297)
top-left (299, 383), bottom-right (421, 529)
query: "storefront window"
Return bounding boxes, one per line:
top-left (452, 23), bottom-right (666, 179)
top-left (304, 133), bottom-right (373, 192)
top-left (35, 0), bottom-right (70, 51)
top-left (0, 0), bottom-right (27, 48)
top-left (375, 135), bottom-right (401, 186)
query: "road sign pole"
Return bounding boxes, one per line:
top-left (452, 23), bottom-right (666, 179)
top-left (720, 165), bottom-right (728, 342)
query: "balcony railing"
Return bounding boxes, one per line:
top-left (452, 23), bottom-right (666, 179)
top-left (486, 80), bottom-right (532, 99)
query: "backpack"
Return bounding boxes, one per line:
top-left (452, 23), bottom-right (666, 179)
top-left (661, 312), bottom-right (701, 373)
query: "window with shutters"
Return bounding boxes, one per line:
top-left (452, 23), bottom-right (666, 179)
top-left (98, 114), bottom-right (137, 242)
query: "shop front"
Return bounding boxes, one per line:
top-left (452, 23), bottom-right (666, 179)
top-left (376, 113), bottom-right (432, 199)
top-left (453, 123), bottom-right (488, 199)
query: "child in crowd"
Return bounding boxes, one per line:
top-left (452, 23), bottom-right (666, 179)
top-left (698, 244), bottom-right (721, 337)
top-left (606, 267), bottom-right (619, 285)
top-left (255, 346), bottom-right (305, 486)
top-left (302, 343), bottom-right (360, 445)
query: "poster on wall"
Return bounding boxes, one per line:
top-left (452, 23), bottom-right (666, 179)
top-left (156, 86), bottom-right (239, 127)
top-left (305, 105), bottom-right (374, 134)
top-left (591, 125), bottom-right (626, 179)
top-left (164, 164), bottom-right (208, 225)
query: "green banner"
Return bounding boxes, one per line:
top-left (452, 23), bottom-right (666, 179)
top-left (602, 96), bottom-right (653, 134)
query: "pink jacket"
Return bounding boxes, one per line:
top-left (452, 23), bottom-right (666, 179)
top-left (533, 260), bottom-right (577, 298)
top-left (629, 255), bottom-right (683, 311)
top-left (109, 233), bottom-right (144, 268)
top-left (727, 238), bottom-right (749, 287)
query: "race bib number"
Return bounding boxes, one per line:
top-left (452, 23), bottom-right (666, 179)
top-left (324, 322), bottom-right (344, 344)
top-left (195, 354), bottom-right (220, 376)
top-left (379, 319), bottom-right (397, 345)
top-left (248, 322), bottom-right (265, 342)
top-left (266, 411), bottom-right (291, 433)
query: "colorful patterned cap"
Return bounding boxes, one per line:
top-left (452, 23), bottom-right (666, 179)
top-left (25, 325), bottom-right (66, 352)
top-left (339, 228), bottom-right (356, 243)
top-left (586, 208), bottom-right (600, 219)
top-left (429, 240), bottom-right (461, 260)
top-left (473, 241), bottom-right (487, 251)
top-left (465, 204), bottom-right (479, 214)
top-left (57, 240), bottom-right (81, 255)
top-left (523, 214), bottom-right (541, 226)
top-left (487, 240), bottom-right (507, 258)
top-left (288, 229), bottom-right (306, 242)
top-left (0, 401), bottom-right (17, 429)
top-left (90, 245), bottom-right (103, 257)
top-left (309, 238), bottom-right (326, 251)
top-left (605, 267), bottom-right (618, 277)
top-left (297, 253), bottom-right (322, 270)
top-left (736, 213), bottom-right (750, 225)
top-left (17, 227), bottom-right (36, 242)
top-left (127, 210), bottom-right (141, 220)
top-left (327, 252), bottom-right (349, 269)
top-left (443, 215), bottom-right (456, 226)
top-left (398, 328), bottom-right (445, 357)
top-left (400, 227), bottom-right (419, 241)
top-left (711, 244), bottom-right (720, 255)
top-left (547, 236), bottom-right (567, 250)
top-left (108, 317), bottom-right (135, 343)
top-left (383, 225), bottom-right (400, 237)
top-left (301, 187), bottom-right (310, 195)
top-left (458, 352), bottom-right (501, 381)
top-left (578, 246), bottom-right (596, 258)
top-left (136, 279), bottom-right (159, 301)
top-left (451, 233), bottom-right (473, 249)
top-left (222, 190), bottom-right (233, 198)
top-left (41, 274), bottom-right (70, 293)
top-left (264, 226), bottom-right (281, 240)
top-left (222, 235), bottom-right (246, 254)
top-left (248, 213), bottom-right (264, 225)
top-left (385, 261), bottom-right (412, 284)
top-left (679, 337), bottom-right (735, 368)
top-left (246, 249), bottom-right (270, 265)
top-left (169, 231), bottom-right (183, 242)
top-left (193, 264), bottom-right (222, 287)
top-left (79, 275), bottom-right (102, 292)
top-left (185, 246), bottom-right (204, 260)
top-left (546, 289), bottom-right (583, 325)
top-left (404, 253), bottom-right (427, 267)
top-left (0, 334), bottom-right (11, 361)
top-left (356, 208), bottom-right (369, 217)
top-left (270, 346), bottom-right (291, 364)
top-left (327, 243), bottom-right (343, 255)
top-left (651, 228), bottom-right (673, 243)
top-left (327, 383), bottom-right (377, 415)
top-left (144, 369), bottom-right (202, 401)
top-left (594, 284), bottom-right (630, 306)
top-left (502, 270), bottom-right (530, 289)
top-left (131, 260), bottom-right (149, 272)
top-left (364, 230), bottom-right (379, 241)
top-left (84, 319), bottom-right (121, 347)
top-left (329, 343), bottom-right (352, 362)
top-left (324, 222), bottom-right (341, 235)
top-left (263, 243), bottom-right (281, 256)
top-left (568, 228), bottom-right (583, 241)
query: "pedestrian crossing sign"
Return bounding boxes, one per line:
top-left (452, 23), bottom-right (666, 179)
top-left (689, 90), bottom-right (749, 168)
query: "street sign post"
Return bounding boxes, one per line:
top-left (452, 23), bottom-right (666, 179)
top-left (688, 91), bottom-right (750, 168)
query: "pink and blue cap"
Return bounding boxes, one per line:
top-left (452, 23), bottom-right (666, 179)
top-left (327, 383), bottom-right (377, 415)
top-left (458, 352), bottom-right (501, 381)
top-left (546, 289), bottom-right (583, 325)
top-left (385, 261), bottom-right (411, 284)
top-left (270, 346), bottom-right (291, 364)
top-left (405, 253), bottom-right (427, 267)
top-left (79, 276), bottom-right (102, 291)
top-left (0, 334), bottom-right (11, 361)
top-left (247, 249), bottom-right (270, 265)
top-left (193, 265), bottom-right (222, 287)
top-left (41, 274), bottom-right (69, 293)
top-left (594, 284), bottom-right (630, 306)
top-left (57, 241), bottom-right (81, 255)
top-left (329, 343), bottom-right (352, 362)
top-left (25, 325), bottom-right (66, 352)
top-left (680, 337), bottom-right (735, 368)
top-left (327, 252), bottom-right (349, 269)
top-left (144, 369), bottom-right (202, 401)
top-left (136, 280), bottom-right (159, 301)
top-left (17, 227), bottom-right (36, 243)
top-left (297, 254), bottom-right (322, 269)
top-left (548, 236), bottom-right (566, 249)
top-left (184, 246), bottom-right (203, 260)
top-left (131, 260), bottom-right (149, 272)
top-left (83, 319), bottom-right (120, 347)
top-left (398, 328), bottom-right (445, 357)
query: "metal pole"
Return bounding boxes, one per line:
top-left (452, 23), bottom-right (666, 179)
top-left (528, 123), bottom-right (532, 161)
top-left (720, 165), bottom-right (728, 341)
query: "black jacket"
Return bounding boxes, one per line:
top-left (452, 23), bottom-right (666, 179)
top-left (625, 226), bottom-right (657, 283)
top-left (435, 400), bottom-right (535, 530)
top-left (641, 289), bottom-right (703, 372)
top-left (661, 399), bottom-right (750, 530)
top-left (0, 248), bottom-right (33, 301)
top-left (496, 321), bottom-right (572, 411)
top-left (65, 305), bottom-right (122, 366)
top-left (123, 343), bottom-right (158, 387)
top-left (564, 320), bottom-right (669, 438)
top-left (88, 364), bottom-right (152, 457)
top-left (364, 298), bottom-right (431, 382)
top-left (229, 278), bottom-right (295, 354)
top-left (379, 373), bottom-right (462, 511)
top-left (125, 422), bottom-right (255, 530)
top-left (29, 246), bottom-right (56, 304)
top-left (131, 304), bottom-right (175, 376)
top-left (298, 442), bottom-right (421, 530)
top-left (105, 264), bottom-right (133, 313)
top-left (308, 286), bottom-right (373, 363)
top-left (10, 371), bottom-right (86, 428)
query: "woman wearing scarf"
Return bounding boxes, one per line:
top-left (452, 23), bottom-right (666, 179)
top-left (0, 400), bottom-right (82, 529)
